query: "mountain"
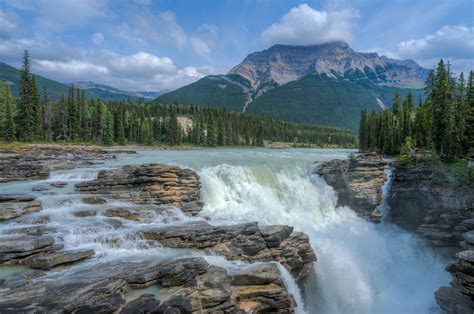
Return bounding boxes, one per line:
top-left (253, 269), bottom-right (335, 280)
top-left (0, 61), bottom-right (72, 100)
top-left (73, 81), bottom-right (162, 101)
top-left (158, 41), bottom-right (429, 129)
top-left (0, 61), bottom-right (161, 101)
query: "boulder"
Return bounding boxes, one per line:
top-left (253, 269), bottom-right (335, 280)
top-left (26, 249), bottom-right (95, 270)
top-left (436, 249), bottom-right (474, 313)
top-left (388, 160), bottom-right (474, 255)
top-left (0, 257), bottom-right (297, 313)
top-left (315, 153), bottom-right (388, 222)
top-left (0, 194), bottom-right (42, 221)
top-left (82, 196), bottom-right (107, 204)
top-left (75, 164), bottom-right (203, 216)
top-left (0, 235), bottom-right (55, 263)
top-left (142, 221), bottom-right (316, 279)
top-left (73, 209), bottom-right (97, 217)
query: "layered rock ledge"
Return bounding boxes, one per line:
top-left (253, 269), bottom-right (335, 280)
top-left (0, 194), bottom-right (42, 221)
top-left (75, 163), bottom-right (203, 215)
top-left (0, 257), bottom-right (298, 313)
top-left (0, 145), bottom-right (135, 182)
top-left (314, 153), bottom-right (388, 222)
top-left (142, 221), bottom-right (316, 280)
top-left (435, 249), bottom-right (474, 314)
top-left (388, 161), bottom-right (474, 255)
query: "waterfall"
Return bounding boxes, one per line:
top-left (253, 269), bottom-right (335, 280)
top-left (199, 163), bottom-right (449, 314)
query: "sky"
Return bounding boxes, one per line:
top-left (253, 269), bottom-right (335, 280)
top-left (0, 0), bottom-right (473, 92)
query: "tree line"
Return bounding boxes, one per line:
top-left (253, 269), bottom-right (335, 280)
top-left (0, 50), bottom-right (356, 148)
top-left (359, 59), bottom-right (473, 160)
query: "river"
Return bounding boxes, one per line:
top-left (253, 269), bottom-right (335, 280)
top-left (0, 148), bottom-right (450, 313)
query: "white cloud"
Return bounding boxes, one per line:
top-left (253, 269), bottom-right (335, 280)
top-left (261, 3), bottom-right (358, 46)
top-left (91, 32), bottom-right (104, 45)
top-left (398, 25), bottom-right (474, 60)
top-left (34, 59), bottom-right (109, 78)
top-left (107, 51), bottom-right (176, 76)
top-left (0, 10), bottom-right (19, 39)
top-left (397, 25), bottom-right (474, 73)
top-left (117, 11), bottom-right (218, 57)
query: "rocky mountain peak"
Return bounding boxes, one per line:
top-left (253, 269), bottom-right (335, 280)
top-left (228, 41), bottom-right (429, 89)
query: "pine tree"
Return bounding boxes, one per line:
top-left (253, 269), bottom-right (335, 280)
top-left (16, 50), bottom-right (35, 141)
top-left (2, 83), bottom-right (16, 142)
top-left (103, 109), bottom-right (114, 145)
top-left (453, 73), bottom-right (467, 156)
top-left (358, 109), bottom-right (368, 151)
top-left (30, 75), bottom-right (41, 139)
top-left (466, 71), bottom-right (474, 153)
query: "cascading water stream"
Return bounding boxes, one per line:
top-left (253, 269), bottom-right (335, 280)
top-left (199, 162), bottom-right (450, 314)
top-left (0, 148), bottom-right (450, 313)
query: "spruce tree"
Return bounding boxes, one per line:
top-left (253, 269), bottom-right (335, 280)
top-left (17, 50), bottom-right (35, 141)
top-left (358, 109), bottom-right (368, 151)
top-left (466, 71), bottom-right (474, 153)
top-left (2, 83), bottom-right (16, 142)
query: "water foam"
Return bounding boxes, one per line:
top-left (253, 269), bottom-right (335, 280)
top-left (199, 163), bottom-right (449, 314)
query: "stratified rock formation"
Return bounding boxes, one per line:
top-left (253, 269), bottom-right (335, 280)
top-left (0, 257), bottom-right (298, 313)
top-left (435, 249), bottom-right (474, 314)
top-left (315, 153), bottom-right (388, 222)
top-left (0, 145), bottom-right (135, 182)
top-left (0, 194), bottom-right (42, 221)
top-left (388, 161), bottom-right (474, 255)
top-left (142, 222), bottom-right (316, 279)
top-left (75, 163), bottom-right (203, 215)
top-left (0, 233), bottom-right (94, 269)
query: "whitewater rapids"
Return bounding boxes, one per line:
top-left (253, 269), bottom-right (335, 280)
top-left (0, 148), bottom-right (449, 313)
top-left (197, 151), bottom-right (449, 314)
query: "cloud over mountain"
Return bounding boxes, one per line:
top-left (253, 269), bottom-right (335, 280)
top-left (261, 4), bottom-right (358, 46)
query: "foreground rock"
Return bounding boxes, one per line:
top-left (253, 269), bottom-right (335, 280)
top-left (0, 234), bottom-right (94, 271)
top-left (0, 195), bottom-right (42, 221)
top-left (315, 153), bottom-right (388, 222)
top-left (0, 145), bottom-right (135, 182)
top-left (142, 221), bottom-right (316, 279)
top-left (435, 249), bottom-right (474, 313)
top-left (76, 163), bottom-right (203, 215)
top-left (388, 160), bottom-right (474, 255)
top-left (0, 257), bottom-right (297, 313)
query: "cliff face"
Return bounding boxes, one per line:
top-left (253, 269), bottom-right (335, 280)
top-left (229, 41), bottom-right (429, 89)
top-left (315, 153), bottom-right (388, 222)
top-left (435, 250), bottom-right (474, 313)
top-left (388, 161), bottom-right (474, 255)
top-left (388, 160), bottom-right (474, 313)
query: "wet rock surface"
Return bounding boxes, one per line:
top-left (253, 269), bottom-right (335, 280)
top-left (76, 163), bottom-right (203, 215)
top-left (0, 195), bottom-right (42, 221)
top-left (388, 161), bottom-right (474, 255)
top-left (142, 221), bottom-right (316, 279)
top-left (0, 257), bottom-right (297, 313)
top-left (435, 249), bottom-right (474, 314)
top-left (0, 145), bottom-right (135, 182)
top-left (315, 152), bottom-right (388, 222)
top-left (0, 146), bottom-right (316, 312)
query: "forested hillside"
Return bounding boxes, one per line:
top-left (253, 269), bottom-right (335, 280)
top-left (159, 42), bottom-right (428, 130)
top-left (0, 51), bottom-right (356, 148)
top-left (359, 59), bottom-right (473, 160)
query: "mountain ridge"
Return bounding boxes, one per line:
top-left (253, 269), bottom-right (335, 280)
top-left (158, 41), bottom-right (429, 129)
top-left (72, 81), bottom-right (162, 100)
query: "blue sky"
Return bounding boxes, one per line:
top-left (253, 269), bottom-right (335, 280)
top-left (1, 0), bottom-right (473, 91)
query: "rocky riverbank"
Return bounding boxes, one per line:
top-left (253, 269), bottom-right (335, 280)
top-left (387, 158), bottom-right (474, 313)
top-left (0, 144), bottom-right (136, 182)
top-left (388, 160), bottom-right (474, 256)
top-left (316, 152), bottom-right (474, 313)
top-left (314, 152), bottom-right (388, 222)
top-left (0, 147), bottom-right (317, 312)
